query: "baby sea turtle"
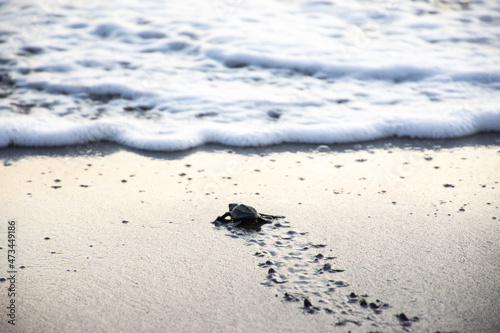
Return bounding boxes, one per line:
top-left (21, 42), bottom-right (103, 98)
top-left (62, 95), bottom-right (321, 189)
top-left (216, 203), bottom-right (284, 229)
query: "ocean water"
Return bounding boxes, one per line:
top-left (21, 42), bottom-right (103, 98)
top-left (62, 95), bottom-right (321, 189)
top-left (1, 0), bottom-right (499, 151)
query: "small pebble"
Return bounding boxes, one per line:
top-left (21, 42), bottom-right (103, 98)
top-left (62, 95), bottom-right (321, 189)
top-left (397, 313), bottom-right (410, 321)
top-left (304, 298), bottom-right (312, 308)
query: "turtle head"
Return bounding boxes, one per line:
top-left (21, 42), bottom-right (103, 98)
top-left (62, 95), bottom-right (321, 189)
top-left (228, 203), bottom-right (239, 211)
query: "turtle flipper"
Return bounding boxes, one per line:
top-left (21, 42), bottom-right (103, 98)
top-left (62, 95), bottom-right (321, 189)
top-left (256, 216), bottom-right (274, 224)
top-left (216, 212), bottom-right (232, 223)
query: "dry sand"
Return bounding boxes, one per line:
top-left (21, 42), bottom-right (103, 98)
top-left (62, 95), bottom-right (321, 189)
top-left (0, 134), bottom-right (499, 332)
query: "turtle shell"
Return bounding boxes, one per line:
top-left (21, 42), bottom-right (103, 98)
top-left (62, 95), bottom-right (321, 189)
top-left (229, 204), bottom-right (259, 220)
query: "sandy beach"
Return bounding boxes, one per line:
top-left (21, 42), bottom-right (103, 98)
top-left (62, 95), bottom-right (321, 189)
top-left (0, 134), bottom-right (499, 332)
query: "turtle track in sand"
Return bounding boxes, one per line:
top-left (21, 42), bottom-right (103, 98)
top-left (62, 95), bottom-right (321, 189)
top-left (212, 217), bottom-right (419, 329)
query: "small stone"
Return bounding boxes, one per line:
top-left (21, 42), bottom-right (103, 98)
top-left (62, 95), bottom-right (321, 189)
top-left (397, 313), bottom-right (410, 321)
top-left (360, 299), bottom-right (368, 307)
top-left (349, 292), bottom-right (357, 298)
top-left (268, 268), bottom-right (276, 274)
top-left (44, 237), bottom-right (50, 240)
top-left (304, 298), bottom-right (312, 308)
top-left (267, 109), bottom-right (282, 119)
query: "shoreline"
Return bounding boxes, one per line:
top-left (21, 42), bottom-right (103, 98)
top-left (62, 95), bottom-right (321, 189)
top-left (1, 133), bottom-right (499, 332)
top-left (2, 131), bottom-right (499, 158)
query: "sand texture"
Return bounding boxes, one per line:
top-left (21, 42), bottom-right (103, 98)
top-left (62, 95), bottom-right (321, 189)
top-left (1, 135), bottom-right (499, 332)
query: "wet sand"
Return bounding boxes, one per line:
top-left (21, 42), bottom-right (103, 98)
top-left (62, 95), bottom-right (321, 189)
top-left (0, 134), bottom-right (499, 332)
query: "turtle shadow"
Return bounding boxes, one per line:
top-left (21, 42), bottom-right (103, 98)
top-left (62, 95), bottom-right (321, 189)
top-left (212, 218), bottom-right (269, 232)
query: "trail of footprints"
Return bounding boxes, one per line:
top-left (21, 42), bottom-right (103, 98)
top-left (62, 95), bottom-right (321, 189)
top-left (214, 219), bottom-right (419, 329)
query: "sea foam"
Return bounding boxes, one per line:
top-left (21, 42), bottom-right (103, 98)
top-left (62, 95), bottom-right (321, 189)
top-left (1, 0), bottom-right (499, 151)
